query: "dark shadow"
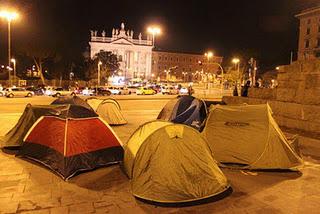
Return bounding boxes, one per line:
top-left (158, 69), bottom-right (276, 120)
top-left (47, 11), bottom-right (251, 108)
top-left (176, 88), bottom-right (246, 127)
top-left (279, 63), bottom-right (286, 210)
top-left (70, 165), bottom-right (129, 191)
top-left (220, 162), bottom-right (303, 175)
top-left (1, 147), bottom-right (20, 155)
top-left (135, 186), bottom-right (233, 208)
top-left (204, 100), bottom-right (226, 108)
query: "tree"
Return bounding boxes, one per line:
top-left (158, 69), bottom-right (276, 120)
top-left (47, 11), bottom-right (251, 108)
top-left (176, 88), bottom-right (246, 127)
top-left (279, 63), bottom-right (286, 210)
top-left (85, 51), bottom-right (119, 82)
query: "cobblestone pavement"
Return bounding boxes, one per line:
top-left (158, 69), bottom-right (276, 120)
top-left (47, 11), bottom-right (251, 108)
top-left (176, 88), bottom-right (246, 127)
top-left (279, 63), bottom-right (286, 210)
top-left (0, 97), bottom-right (319, 213)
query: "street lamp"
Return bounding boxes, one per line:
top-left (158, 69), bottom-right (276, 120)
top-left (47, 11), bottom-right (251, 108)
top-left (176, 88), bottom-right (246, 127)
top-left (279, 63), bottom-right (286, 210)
top-left (10, 58), bottom-right (16, 86)
top-left (203, 51), bottom-right (224, 92)
top-left (232, 58), bottom-right (240, 96)
top-left (147, 26), bottom-right (161, 47)
top-left (232, 58), bottom-right (240, 78)
top-left (97, 61), bottom-right (102, 86)
top-left (0, 10), bottom-right (19, 86)
top-left (204, 51), bottom-right (213, 60)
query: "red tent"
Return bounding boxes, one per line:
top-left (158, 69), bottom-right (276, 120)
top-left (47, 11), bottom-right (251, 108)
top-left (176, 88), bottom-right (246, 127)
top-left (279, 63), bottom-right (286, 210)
top-left (18, 116), bottom-right (123, 180)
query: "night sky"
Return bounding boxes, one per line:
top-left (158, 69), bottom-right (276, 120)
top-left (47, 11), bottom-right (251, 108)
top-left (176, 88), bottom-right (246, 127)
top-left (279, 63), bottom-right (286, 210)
top-left (0, 0), bottom-right (319, 70)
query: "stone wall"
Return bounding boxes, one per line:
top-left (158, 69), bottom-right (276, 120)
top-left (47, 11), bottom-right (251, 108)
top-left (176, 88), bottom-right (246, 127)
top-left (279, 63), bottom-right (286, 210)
top-left (222, 59), bottom-right (320, 135)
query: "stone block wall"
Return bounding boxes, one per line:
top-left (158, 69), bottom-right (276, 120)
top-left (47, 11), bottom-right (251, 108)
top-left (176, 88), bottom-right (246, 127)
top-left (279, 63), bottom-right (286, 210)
top-left (222, 59), bottom-right (320, 135)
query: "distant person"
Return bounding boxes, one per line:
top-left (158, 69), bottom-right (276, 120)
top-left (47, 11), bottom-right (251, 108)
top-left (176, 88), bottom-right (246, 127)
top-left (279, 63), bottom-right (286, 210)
top-left (188, 85), bottom-right (193, 96)
top-left (241, 80), bottom-right (251, 97)
top-left (233, 84), bottom-right (238, 96)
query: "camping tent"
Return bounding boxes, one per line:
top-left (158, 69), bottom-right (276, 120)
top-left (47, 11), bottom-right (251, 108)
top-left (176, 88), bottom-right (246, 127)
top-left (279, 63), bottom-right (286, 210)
top-left (124, 120), bottom-right (230, 204)
top-left (201, 104), bottom-right (303, 170)
top-left (51, 96), bottom-right (93, 111)
top-left (86, 97), bottom-right (104, 111)
top-left (18, 116), bottom-right (123, 180)
top-left (0, 104), bottom-right (97, 148)
top-left (86, 97), bottom-right (127, 125)
top-left (157, 95), bottom-right (207, 130)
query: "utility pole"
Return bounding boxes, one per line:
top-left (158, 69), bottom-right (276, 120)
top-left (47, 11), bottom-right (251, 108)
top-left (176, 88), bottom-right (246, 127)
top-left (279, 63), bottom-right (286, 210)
top-left (253, 59), bottom-right (257, 87)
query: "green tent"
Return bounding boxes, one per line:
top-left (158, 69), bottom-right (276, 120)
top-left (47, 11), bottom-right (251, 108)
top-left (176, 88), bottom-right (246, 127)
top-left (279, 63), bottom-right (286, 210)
top-left (124, 120), bottom-right (230, 204)
top-left (86, 97), bottom-right (127, 125)
top-left (0, 104), bottom-right (97, 148)
top-left (201, 104), bottom-right (303, 170)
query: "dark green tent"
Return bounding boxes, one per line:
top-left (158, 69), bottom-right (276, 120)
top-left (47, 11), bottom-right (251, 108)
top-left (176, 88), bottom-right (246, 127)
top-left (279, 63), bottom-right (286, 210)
top-left (0, 104), bottom-right (98, 148)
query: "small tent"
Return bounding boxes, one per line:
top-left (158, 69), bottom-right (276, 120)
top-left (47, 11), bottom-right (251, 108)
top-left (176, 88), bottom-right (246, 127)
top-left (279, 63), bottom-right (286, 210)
top-left (157, 95), bottom-right (207, 130)
top-left (124, 121), bottom-right (230, 204)
top-left (201, 104), bottom-right (303, 170)
top-left (86, 97), bottom-right (104, 111)
top-left (0, 104), bottom-right (98, 148)
top-left (51, 96), bottom-right (93, 111)
top-left (86, 97), bottom-right (127, 125)
top-left (18, 116), bottom-right (123, 180)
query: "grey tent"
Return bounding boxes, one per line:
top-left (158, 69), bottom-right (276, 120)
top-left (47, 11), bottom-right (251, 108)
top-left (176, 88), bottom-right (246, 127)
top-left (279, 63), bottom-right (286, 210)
top-left (157, 95), bottom-right (207, 130)
top-left (86, 97), bottom-right (127, 125)
top-left (0, 104), bottom-right (98, 148)
top-left (124, 120), bottom-right (230, 204)
top-left (201, 104), bottom-right (303, 170)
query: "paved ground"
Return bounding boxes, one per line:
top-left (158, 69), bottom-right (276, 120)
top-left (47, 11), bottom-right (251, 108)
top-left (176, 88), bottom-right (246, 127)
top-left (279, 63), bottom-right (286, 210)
top-left (0, 96), bottom-right (319, 213)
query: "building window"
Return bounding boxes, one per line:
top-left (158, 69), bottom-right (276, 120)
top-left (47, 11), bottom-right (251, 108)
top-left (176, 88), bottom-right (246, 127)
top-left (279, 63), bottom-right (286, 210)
top-left (171, 57), bottom-right (173, 61)
top-left (317, 38), bottom-right (320, 47)
top-left (118, 55), bottom-right (123, 62)
top-left (307, 19), bottom-right (311, 24)
top-left (307, 28), bottom-right (311, 35)
top-left (318, 25), bottom-right (320, 32)
top-left (159, 56), bottom-right (162, 60)
top-left (305, 40), bottom-right (310, 48)
top-left (165, 57), bottom-right (167, 60)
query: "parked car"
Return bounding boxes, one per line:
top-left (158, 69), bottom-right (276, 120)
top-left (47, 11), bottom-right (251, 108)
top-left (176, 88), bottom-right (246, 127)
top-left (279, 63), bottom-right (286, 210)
top-left (107, 86), bottom-right (121, 95)
top-left (5, 87), bottom-right (35, 98)
top-left (179, 87), bottom-right (189, 95)
top-left (117, 87), bottom-right (130, 95)
top-left (0, 88), bottom-right (6, 97)
top-left (161, 86), bottom-right (178, 95)
top-left (136, 87), bottom-right (156, 95)
top-left (93, 87), bottom-right (112, 96)
top-left (127, 86), bottom-right (137, 94)
top-left (26, 86), bottom-right (44, 96)
top-left (51, 87), bottom-right (76, 97)
top-left (44, 86), bottom-right (54, 96)
top-left (82, 87), bottom-right (95, 96)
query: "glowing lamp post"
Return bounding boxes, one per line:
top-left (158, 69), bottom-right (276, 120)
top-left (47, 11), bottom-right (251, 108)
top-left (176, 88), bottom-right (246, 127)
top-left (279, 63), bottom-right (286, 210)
top-left (97, 61), bottom-right (102, 86)
top-left (204, 51), bottom-right (224, 94)
top-left (0, 10), bottom-right (19, 86)
top-left (147, 26), bottom-right (161, 47)
top-left (10, 58), bottom-right (16, 86)
top-left (204, 51), bottom-right (213, 59)
top-left (232, 58), bottom-right (240, 79)
top-left (232, 58), bottom-right (241, 96)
